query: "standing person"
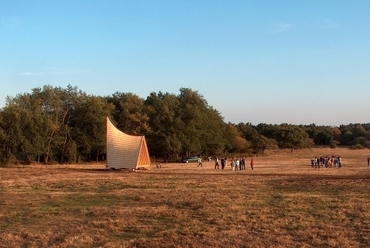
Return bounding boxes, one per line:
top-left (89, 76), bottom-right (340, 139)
top-left (231, 159), bottom-right (236, 171)
top-left (338, 156), bottom-right (342, 168)
top-left (221, 157), bottom-right (225, 170)
top-left (235, 158), bottom-right (240, 171)
top-left (367, 157), bottom-right (370, 166)
top-left (334, 156), bottom-right (338, 168)
top-left (314, 156), bottom-right (320, 169)
top-left (197, 157), bottom-right (203, 167)
top-left (214, 157), bottom-right (219, 169)
top-left (250, 158), bottom-right (254, 170)
top-left (240, 157), bottom-right (245, 170)
top-left (311, 157), bottom-right (315, 168)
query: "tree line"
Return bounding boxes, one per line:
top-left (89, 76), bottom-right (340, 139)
top-left (1, 85), bottom-right (369, 166)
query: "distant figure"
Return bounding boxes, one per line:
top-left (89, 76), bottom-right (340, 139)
top-left (311, 157), bottom-right (315, 168)
top-left (338, 156), bottom-right (342, 168)
top-left (221, 157), bottom-right (225, 169)
top-left (250, 158), bottom-right (254, 170)
top-left (368, 157), bottom-right (370, 166)
top-left (314, 156), bottom-right (320, 169)
top-left (235, 159), bottom-right (240, 171)
top-left (197, 157), bottom-right (203, 167)
top-left (231, 159), bottom-right (236, 171)
top-left (214, 157), bottom-right (219, 169)
top-left (240, 157), bottom-right (246, 170)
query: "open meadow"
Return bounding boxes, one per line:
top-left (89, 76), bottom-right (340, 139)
top-left (1, 148), bottom-right (370, 248)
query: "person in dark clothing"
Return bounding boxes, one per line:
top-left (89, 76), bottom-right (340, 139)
top-left (221, 157), bottom-right (225, 169)
top-left (240, 157), bottom-right (245, 170)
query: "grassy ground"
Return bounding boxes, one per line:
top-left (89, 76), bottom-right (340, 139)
top-left (1, 148), bottom-right (370, 247)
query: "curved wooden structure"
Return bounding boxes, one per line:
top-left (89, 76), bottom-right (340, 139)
top-left (106, 117), bottom-right (151, 170)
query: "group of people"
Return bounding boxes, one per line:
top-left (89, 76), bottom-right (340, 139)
top-left (198, 156), bottom-right (254, 170)
top-left (310, 155), bottom-right (342, 169)
top-left (195, 154), bottom-right (370, 170)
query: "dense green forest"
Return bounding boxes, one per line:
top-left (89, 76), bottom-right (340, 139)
top-left (1, 85), bottom-right (370, 166)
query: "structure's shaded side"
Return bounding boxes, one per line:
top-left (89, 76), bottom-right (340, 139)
top-left (137, 136), bottom-right (151, 166)
top-left (106, 117), bottom-right (151, 169)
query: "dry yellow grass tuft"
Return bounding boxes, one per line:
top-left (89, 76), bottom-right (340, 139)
top-left (1, 148), bottom-right (370, 247)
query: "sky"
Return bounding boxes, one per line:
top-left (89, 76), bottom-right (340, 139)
top-left (1, 1), bottom-right (369, 126)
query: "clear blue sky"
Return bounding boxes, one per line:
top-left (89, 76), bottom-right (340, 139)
top-left (1, 1), bottom-right (369, 126)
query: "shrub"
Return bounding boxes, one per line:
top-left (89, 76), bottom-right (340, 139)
top-left (350, 144), bottom-right (364, 150)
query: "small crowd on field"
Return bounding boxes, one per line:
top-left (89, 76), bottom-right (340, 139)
top-left (190, 154), bottom-right (370, 171)
top-left (197, 157), bottom-right (254, 171)
top-left (310, 155), bottom-right (342, 169)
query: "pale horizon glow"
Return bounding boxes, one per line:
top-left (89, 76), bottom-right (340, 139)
top-left (1, 1), bottom-right (369, 126)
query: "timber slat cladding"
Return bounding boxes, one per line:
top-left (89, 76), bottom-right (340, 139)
top-left (106, 117), bottom-right (151, 169)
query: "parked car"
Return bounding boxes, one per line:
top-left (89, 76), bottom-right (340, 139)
top-left (183, 156), bottom-right (199, 163)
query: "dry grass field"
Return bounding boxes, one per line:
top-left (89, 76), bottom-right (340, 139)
top-left (1, 148), bottom-right (370, 248)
